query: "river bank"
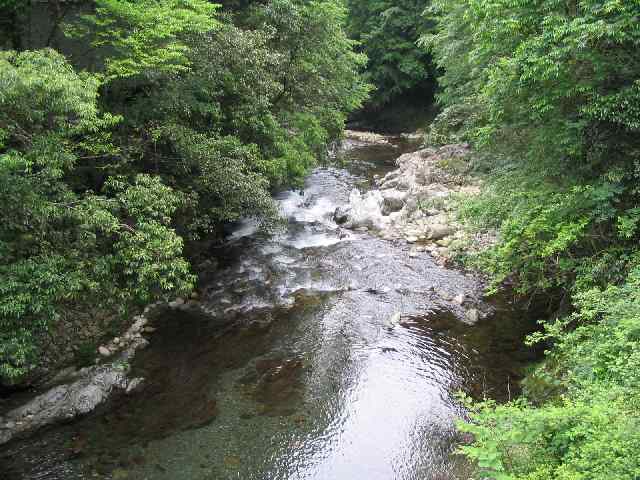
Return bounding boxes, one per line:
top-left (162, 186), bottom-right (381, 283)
top-left (337, 135), bottom-right (495, 269)
top-left (0, 132), bottom-right (536, 480)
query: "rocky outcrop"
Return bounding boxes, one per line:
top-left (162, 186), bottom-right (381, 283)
top-left (0, 311), bottom-right (155, 445)
top-left (334, 143), bottom-right (497, 265)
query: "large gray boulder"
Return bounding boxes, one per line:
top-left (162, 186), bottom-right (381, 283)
top-left (0, 362), bottom-right (144, 445)
top-left (381, 189), bottom-right (408, 215)
top-left (428, 224), bottom-right (457, 241)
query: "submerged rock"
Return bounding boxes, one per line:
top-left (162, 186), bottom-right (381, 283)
top-left (387, 312), bottom-right (402, 327)
top-left (464, 308), bottom-right (480, 325)
top-left (240, 357), bottom-right (306, 417)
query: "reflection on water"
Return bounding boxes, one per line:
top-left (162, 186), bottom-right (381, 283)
top-left (0, 137), bottom-right (537, 480)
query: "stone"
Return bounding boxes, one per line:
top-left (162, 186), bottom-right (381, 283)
top-left (333, 206), bottom-right (351, 224)
top-left (438, 291), bottom-right (454, 301)
top-left (98, 346), bottom-right (111, 357)
top-left (454, 294), bottom-right (466, 306)
top-left (465, 308), bottom-right (480, 325)
top-left (143, 326), bottom-right (156, 334)
top-left (428, 224), bottom-right (456, 241)
top-left (111, 468), bottom-right (129, 479)
top-left (45, 367), bottom-right (78, 387)
top-left (125, 377), bottom-right (144, 394)
top-left (168, 297), bottom-right (185, 308)
top-left (344, 130), bottom-right (390, 145)
top-left (406, 236), bottom-right (418, 243)
top-left (223, 455), bottom-right (242, 468)
top-left (436, 238), bottom-right (452, 247)
top-left (381, 189), bottom-right (407, 215)
top-left (388, 312), bottom-right (402, 326)
top-left (0, 363), bottom-right (132, 445)
top-left (404, 197), bottom-right (418, 213)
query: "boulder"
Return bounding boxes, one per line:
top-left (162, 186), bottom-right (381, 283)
top-left (344, 130), bottom-right (391, 145)
top-left (428, 224), bottom-right (456, 241)
top-left (465, 308), bottom-right (480, 325)
top-left (168, 298), bottom-right (185, 308)
top-left (333, 206), bottom-right (351, 224)
top-left (381, 189), bottom-right (407, 215)
top-left (0, 364), bottom-right (137, 445)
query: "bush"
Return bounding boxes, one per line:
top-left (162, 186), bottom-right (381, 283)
top-left (459, 266), bottom-right (640, 480)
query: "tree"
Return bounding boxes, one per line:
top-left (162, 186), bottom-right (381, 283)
top-left (0, 49), bottom-right (194, 382)
top-left (347, 0), bottom-right (433, 107)
top-left (67, 0), bottom-right (219, 80)
top-left (425, 1), bottom-right (640, 477)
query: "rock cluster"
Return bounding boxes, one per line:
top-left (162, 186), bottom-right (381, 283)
top-left (336, 143), bottom-right (494, 265)
top-left (344, 129), bottom-right (394, 146)
top-left (0, 307), bottom-right (158, 445)
top-left (0, 291), bottom-right (208, 445)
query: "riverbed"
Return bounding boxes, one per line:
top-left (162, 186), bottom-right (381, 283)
top-left (0, 136), bottom-right (536, 480)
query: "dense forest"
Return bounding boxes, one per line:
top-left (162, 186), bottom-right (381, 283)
top-left (2, 0), bottom-right (640, 478)
top-left (425, 2), bottom-right (640, 478)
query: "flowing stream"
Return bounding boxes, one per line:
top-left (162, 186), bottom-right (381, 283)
top-left (1, 137), bottom-right (536, 480)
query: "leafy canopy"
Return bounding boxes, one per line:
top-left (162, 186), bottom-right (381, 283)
top-left (0, 49), bottom-right (194, 381)
top-left (67, 0), bottom-right (219, 80)
top-left (426, 1), bottom-right (640, 478)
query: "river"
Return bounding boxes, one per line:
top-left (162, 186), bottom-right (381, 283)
top-left (1, 136), bottom-right (536, 480)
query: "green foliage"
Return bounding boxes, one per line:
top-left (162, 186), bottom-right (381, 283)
top-left (458, 265), bottom-right (640, 480)
top-left (67, 0), bottom-right (219, 80)
top-left (426, 0), bottom-right (640, 168)
top-left (347, 0), bottom-right (433, 107)
top-left (252, 0), bottom-right (370, 124)
top-left (166, 128), bottom-right (278, 233)
top-left (428, 0), bottom-right (640, 296)
top-left (0, 0), bottom-right (29, 49)
top-left (426, 1), bottom-right (640, 477)
top-left (0, 49), bottom-right (194, 382)
top-left (99, 0), bottom-right (368, 235)
top-left (426, 0), bottom-right (640, 294)
top-left (458, 174), bottom-right (622, 295)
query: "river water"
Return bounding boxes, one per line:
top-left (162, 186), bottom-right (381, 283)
top-left (1, 137), bottom-right (536, 480)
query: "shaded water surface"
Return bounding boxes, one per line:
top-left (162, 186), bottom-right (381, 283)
top-left (1, 138), bottom-right (536, 480)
